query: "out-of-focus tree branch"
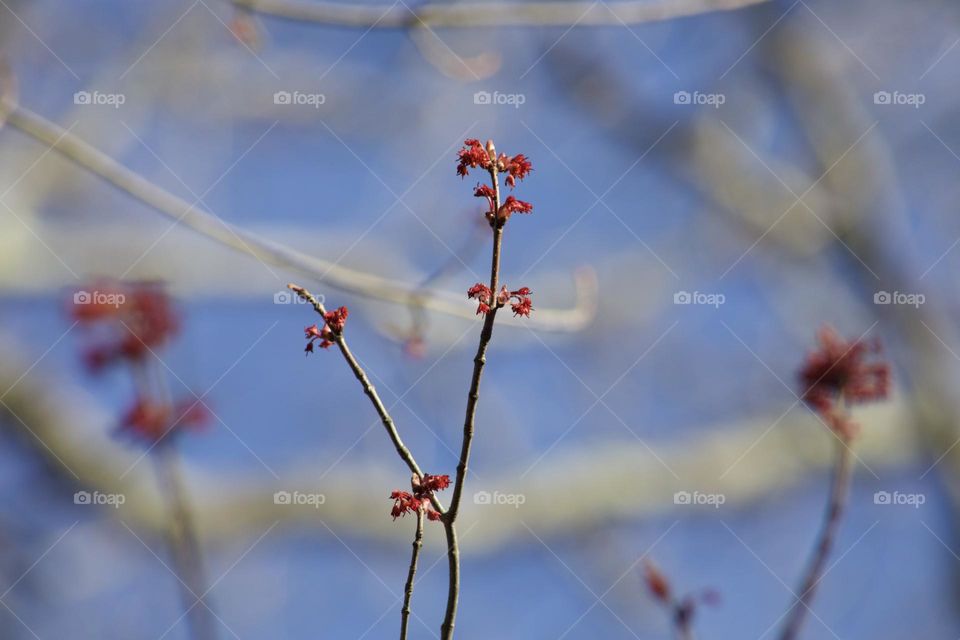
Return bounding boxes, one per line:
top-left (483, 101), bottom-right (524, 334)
top-left (0, 334), bottom-right (918, 552)
top-left (231, 0), bottom-right (768, 29)
top-left (1, 105), bottom-right (597, 332)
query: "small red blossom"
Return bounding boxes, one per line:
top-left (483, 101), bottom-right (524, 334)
top-left (324, 306), bottom-right (349, 333)
top-left (304, 306), bottom-right (349, 354)
top-left (456, 139), bottom-right (491, 178)
top-left (497, 196), bottom-right (533, 222)
top-left (798, 325), bottom-right (890, 439)
top-left (390, 490), bottom-right (422, 519)
top-left (390, 472), bottom-right (451, 522)
top-left (420, 474), bottom-right (451, 492)
top-left (507, 287), bottom-right (533, 317)
top-left (511, 296), bottom-right (533, 318)
top-left (500, 153), bottom-right (532, 189)
top-left (304, 324), bottom-right (333, 352)
top-left (474, 183), bottom-right (496, 213)
top-left (467, 283), bottom-right (494, 315)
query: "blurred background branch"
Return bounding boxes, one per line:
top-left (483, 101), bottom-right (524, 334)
top-left (230, 0), bottom-right (770, 29)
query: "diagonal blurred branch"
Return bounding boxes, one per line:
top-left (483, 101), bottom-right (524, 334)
top-left (231, 0), bottom-right (769, 29)
top-left (2, 104), bottom-right (596, 332)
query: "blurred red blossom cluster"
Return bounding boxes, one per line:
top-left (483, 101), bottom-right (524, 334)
top-left (70, 280), bottom-right (179, 371)
top-left (70, 280), bottom-right (209, 444)
top-left (798, 325), bottom-right (891, 440)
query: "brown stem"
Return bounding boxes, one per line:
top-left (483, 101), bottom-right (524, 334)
top-left (440, 158), bottom-right (504, 640)
top-left (400, 508), bottom-right (425, 640)
top-left (288, 285), bottom-right (445, 513)
top-left (779, 441), bottom-right (853, 640)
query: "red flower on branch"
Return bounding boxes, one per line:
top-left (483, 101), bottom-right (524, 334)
top-left (390, 473), bottom-right (451, 521)
top-left (474, 183), bottom-right (495, 214)
top-left (497, 195), bottom-right (533, 222)
top-left (467, 283), bottom-right (493, 315)
top-left (798, 325), bottom-right (890, 440)
top-left (508, 287), bottom-right (533, 317)
top-left (500, 153), bottom-right (532, 189)
top-left (456, 139), bottom-right (491, 178)
top-left (467, 284), bottom-right (532, 317)
top-left (304, 306), bottom-right (349, 353)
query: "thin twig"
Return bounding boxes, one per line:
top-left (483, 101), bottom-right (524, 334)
top-left (230, 0), bottom-right (768, 29)
top-left (779, 442), bottom-right (853, 640)
top-left (400, 508), bottom-right (425, 640)
top-left (441, 156), bottom-right (505, 640)
top-left (1, 105), bottom-right (595, 332)
top-left (287, 284), bottom-right (446, 513)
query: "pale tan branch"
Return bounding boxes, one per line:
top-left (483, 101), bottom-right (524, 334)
top-left (231, 0), bottom-right (768, 29)
top-left (0, 335), bottom-right (919, 553)
top-left (1, 105), bottom-right (596, 332)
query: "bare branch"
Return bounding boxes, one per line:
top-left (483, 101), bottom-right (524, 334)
top-left (287, 284), bottom-right (446, 514)
top-left (231, 0), bottom-right (768, 29)
top-left (2, 105), bottom-right (596, 332)
top-left (400, 508), bottom-right (425, 640)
